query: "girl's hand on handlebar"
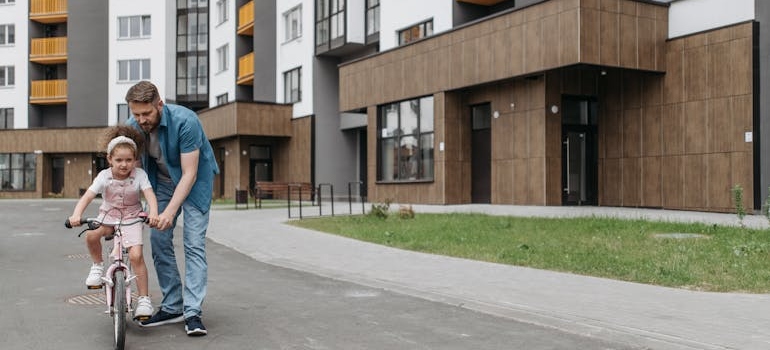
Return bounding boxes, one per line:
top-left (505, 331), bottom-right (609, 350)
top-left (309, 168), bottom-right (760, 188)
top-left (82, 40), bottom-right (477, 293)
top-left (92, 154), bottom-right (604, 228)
top-left (68, 215), bottom-right (82, 227)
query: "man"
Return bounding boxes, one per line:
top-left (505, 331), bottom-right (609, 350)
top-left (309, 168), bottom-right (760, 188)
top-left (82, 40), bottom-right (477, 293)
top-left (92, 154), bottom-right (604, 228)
top-left (125, 81), bottom-right (219, 336)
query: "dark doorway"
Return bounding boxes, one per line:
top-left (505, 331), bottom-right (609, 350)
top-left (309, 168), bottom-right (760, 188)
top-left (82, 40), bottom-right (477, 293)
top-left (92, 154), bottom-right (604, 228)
top-left (358, 128), bottom-right (368, 199)
top-left (561, 96), bottom-right (598, 205)
top-left (218, 147), bottom-right (225, 198)
top-left (249, 145), bottom-right (273, 195)
top-left (471, 103), bottom-right (491, 203)
top-left (51, 156), bottom-right (64, 194)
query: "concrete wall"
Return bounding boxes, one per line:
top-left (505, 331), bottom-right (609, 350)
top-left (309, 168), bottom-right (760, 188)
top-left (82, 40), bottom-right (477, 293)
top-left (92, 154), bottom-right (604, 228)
top-left (67, 0), bottom-right (108, 127)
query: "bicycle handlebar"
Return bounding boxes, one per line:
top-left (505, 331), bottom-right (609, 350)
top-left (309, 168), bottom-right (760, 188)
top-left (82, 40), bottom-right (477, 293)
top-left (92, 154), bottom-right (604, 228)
top-left (64, 214), bottom-right (149, 230)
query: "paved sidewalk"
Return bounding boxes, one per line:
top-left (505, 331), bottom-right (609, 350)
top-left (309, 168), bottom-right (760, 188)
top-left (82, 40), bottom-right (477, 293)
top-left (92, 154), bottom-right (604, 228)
top-left (207, 204), bottom-right (770, 350)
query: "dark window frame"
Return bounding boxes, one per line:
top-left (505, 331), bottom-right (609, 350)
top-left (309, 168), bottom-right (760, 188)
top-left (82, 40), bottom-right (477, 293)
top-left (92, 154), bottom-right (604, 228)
top-left (377, 96), bottom-right (435, 182)
top-left (283, 67), bottom-right (301, 103)
top-left (0, 153), bottom-right (36, 191)
top-left (398, 19), bottom-right (433, 46)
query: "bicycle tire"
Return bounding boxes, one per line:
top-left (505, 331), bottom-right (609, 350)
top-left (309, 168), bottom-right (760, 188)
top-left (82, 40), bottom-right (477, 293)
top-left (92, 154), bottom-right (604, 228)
top-left (113, 269), bottom-right (127, 350)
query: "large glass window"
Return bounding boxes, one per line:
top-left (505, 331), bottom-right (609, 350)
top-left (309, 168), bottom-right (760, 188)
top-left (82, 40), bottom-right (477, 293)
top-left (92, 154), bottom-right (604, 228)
top-left (0, 24), bottom-right (14, 45)
top-left (378, 96), bottom-right (434, 181)
top-left (0, 153), bottom-right (35, 191)
top-left (398, 19), bottom-right (433, 46)
top-left (118, 15), bottom-right (151, 39)
top-left (315, 0), bottom-right (344, 48)
top-left (366, 0), bottom-right (379, 37)
top-left (283, 67), bottom-right (301, 103)
top-left (284, 5), bottom-right (302, 42)
top-left (0, 108), bottom-right (12, 129)
top-left (0, 66), bottom-right (14, 87)
top-left (117, 59), bottom-right (150, 82)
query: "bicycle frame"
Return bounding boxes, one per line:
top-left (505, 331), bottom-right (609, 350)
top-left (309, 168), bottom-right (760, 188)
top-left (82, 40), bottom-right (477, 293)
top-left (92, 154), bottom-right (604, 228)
top-left (102, 225), bottom-right (136, 316)
top-left (66, 212), bottom-right (148, 350)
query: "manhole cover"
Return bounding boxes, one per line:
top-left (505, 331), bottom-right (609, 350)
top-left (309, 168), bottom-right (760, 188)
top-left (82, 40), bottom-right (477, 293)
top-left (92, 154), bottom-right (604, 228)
top-left (66, 292), bottom-right (139, 306)
top-left (66, 253), bottom-right (91, 259)
top-left (652, 233), bottom-right (710, 239)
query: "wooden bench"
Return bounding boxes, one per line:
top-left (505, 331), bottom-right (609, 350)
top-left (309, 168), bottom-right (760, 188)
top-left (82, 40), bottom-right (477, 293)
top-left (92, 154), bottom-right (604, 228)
top-left (255, 181), bottom-right (314, 208)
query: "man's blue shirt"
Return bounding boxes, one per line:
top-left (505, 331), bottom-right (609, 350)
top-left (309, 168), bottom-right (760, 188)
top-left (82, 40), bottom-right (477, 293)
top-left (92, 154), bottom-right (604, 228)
top-left (127, 103), bottom-right (220, 213)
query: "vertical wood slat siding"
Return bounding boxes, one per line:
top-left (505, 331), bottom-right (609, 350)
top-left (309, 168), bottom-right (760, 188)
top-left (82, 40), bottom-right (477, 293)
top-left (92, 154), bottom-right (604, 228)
top-left (339, 0), bottom-right (666, 112)
top-left (599, 23), bottom-right (754, 212)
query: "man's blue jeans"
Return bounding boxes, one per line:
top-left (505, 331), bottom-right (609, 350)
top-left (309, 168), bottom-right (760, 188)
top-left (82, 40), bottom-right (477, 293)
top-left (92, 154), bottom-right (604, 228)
top-left (151, 180), bottom-right (208, 319)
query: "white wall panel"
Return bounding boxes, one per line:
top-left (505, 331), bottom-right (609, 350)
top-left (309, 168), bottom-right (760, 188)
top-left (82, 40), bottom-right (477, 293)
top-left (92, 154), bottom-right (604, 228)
top-left (669, 0), bottom-right (754, 38)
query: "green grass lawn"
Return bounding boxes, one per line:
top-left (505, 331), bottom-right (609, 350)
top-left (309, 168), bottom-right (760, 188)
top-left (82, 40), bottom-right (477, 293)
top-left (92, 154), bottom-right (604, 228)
top-left (289, 212), bottom-right (770, 293)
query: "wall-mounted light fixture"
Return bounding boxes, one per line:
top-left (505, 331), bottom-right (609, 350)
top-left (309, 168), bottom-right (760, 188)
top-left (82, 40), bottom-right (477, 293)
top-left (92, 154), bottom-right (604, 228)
top-left (493, 111), bottom-right (500, 119)
top-left (550, 105), bottom-right (559, 114)
top-left (242, 150), bottom-right (248, 156)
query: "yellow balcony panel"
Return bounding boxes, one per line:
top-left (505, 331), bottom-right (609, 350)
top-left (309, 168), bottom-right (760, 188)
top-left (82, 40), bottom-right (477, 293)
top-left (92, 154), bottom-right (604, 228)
top-left (237, 1), bottom-right (254, 36)
top-left (30, 0), bottom-right (68, 24)
top-left (30, 37), bottom-right (68, 64)
top-left (30, 79), bottom-right (67, 105)
top-left (456, 0), bottom-right (506, 5)
top-left (237, 52), bottom-right (254, 86)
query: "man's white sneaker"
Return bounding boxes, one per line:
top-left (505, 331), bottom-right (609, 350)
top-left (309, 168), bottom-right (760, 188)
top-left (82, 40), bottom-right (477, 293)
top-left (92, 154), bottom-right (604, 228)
top-left (134, 296), bottom-right (153, 320)
top-left (85, 263), bottom-right (104, 288)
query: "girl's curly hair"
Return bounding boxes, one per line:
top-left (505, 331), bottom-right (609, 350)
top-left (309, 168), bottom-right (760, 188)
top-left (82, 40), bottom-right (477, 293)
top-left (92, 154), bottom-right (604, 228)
top-left (100, 125), bottom-right (145, 157)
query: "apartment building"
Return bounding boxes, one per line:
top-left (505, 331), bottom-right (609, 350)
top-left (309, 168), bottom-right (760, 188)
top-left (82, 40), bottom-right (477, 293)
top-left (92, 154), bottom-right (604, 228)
top-left (2, 0), bottom-right (770, 214)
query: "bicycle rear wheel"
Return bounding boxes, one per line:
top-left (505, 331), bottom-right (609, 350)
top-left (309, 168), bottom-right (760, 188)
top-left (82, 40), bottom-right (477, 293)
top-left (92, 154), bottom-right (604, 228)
top-left (113, 269), bottom-right (127, 350)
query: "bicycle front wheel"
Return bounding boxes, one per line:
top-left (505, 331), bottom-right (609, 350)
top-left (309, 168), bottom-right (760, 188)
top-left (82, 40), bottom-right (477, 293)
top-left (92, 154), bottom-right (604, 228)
top-left (113, 269), bottom-right (127, 350)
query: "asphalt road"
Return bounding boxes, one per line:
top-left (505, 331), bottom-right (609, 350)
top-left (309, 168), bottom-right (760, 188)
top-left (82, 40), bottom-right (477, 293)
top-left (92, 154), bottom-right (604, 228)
top-left (0, 199), bottom-right (635, 350)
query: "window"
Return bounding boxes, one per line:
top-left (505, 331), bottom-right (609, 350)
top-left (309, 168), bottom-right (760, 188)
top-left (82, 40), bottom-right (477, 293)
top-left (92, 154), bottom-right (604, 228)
top-left (0, 153), bottom-right (36, 191)
top-left (117, 59), bottom-right (150, 82)
top-left (283, 67), bottom-right (301, 103)
top-left (118, 15), bottom-right (151, 39)
top-left (177, 12), bottom-right (208, 52)
top-left (284, 5), bottom-right (302, 42)
top-left (398, 19), bottom-right (433, 46)
top-left (216, 44), bottom-right (229, 72)
top-left (216, 93), bottom-right (228, 105)
top-left (377, 96), bottom-right (434, 181)
top-left (178, 0), bottom-right (207, 9)
top-left (0, 24), bottom-right (14, 45)
top-left (0, 108), bottom-right (12, 129)
top-left (216, 0), bottom-right (229, 24)
top-left (366, 0), bottom-right (379, 37)
top-left (177, 55), bottom-right (208, 96)
top-left (315, 0), bottom-right (345, 48)
top-left (117, 104), bottom-right (129, 124)
top-left (0, 66), bottom-right (14, 87)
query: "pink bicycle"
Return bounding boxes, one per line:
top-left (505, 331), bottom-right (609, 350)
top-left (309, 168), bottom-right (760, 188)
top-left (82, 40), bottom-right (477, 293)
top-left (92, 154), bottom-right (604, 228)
top-left (65, 212), bottom-right (148, 350)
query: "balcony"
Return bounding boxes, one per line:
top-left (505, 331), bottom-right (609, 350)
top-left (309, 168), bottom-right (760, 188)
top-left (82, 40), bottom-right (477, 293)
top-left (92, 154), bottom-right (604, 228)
top-left (237, 1), bottom-right (254, 36)
top-left (237, 52), bottom-right (254, 86)
top-left (30, 37), bottom-right (67, 64)
top-left (30, 0), bottom-right (68, 24)
top-left (456, 0), bottom-right (507, 5)
top-left (30, 79), bottom-right (67, 105)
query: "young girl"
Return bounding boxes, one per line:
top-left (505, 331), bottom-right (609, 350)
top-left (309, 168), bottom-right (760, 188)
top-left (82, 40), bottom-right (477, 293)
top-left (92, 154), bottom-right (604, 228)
top-left (68, 125), bottom-right (160, 319)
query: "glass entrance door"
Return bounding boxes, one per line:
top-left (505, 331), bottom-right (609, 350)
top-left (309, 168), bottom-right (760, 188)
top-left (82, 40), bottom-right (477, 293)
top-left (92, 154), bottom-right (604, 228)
top-left (561, 97), bottom-right (598, 205)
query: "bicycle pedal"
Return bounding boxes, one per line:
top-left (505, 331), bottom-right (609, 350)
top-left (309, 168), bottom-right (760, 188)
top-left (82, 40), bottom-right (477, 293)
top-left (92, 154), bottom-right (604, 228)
top-left (133, 315), bottom-right (151, 321)
top-left (87, 284), bottom-right (104, 290)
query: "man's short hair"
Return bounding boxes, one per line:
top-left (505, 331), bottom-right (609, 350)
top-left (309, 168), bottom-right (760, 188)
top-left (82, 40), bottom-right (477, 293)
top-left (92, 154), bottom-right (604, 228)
top-left (125, 81), bottom-right (160, 104)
